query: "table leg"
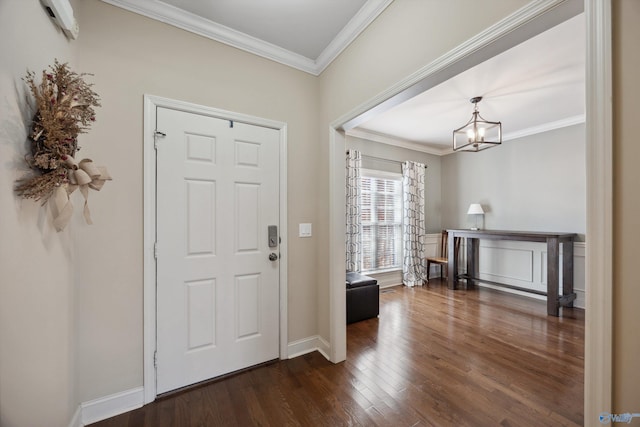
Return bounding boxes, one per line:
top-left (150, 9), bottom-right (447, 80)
top-left (563, 240), bottom-right (574, 308)
top-left (448, 234), bottom-right (456, 289)
top-left (547, 237), bottom-right (560, 316)
top-left (467, 238), bottom-right (479, 287)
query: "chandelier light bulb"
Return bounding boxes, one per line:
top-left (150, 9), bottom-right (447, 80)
top-left (452, 96), bottom-right (502, 152)
top-left (467, 129), bottom-right (475, 142)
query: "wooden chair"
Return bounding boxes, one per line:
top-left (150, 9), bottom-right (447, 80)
top-left (425, 230), bottom-right (460, 283)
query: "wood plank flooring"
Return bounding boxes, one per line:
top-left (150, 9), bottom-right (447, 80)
top-left (90, 279), bottom-right (584, 426)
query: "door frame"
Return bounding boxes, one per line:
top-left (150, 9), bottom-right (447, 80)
top-left (142, 95), bottom-right (288, 403)
top-left (328, 0), bottom-right (611, 420)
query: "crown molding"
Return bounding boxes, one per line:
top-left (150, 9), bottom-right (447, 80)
top-left (345, 128), bottom-right (450, 156)
top-left (98, 0), bottom-right (391, 76)
top-left (315, 0), bottom-right (393, 74)
top-left (503, 114), bottom-right (585, 141)
top-left (98, 0), bottom-right (316, 73)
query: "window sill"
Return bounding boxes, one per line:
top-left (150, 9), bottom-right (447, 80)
top-left (361, 268), bottom-right (402, 275)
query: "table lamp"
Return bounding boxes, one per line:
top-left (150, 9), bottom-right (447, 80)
top-left (467, 203), bottom-right (485, 230)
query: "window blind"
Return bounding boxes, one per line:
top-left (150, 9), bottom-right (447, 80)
top-left (360, 171), bottom-right (402, 272)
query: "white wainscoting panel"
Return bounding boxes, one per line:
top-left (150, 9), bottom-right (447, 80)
top-left (423, 233), bottom-right (443, 279)
top-left (368, 270), bottom-right (402, 288)
top-left (480, 245), bottom-right (535, 283)
top-left (572, 242), bottom-right (585, 308)
top-left (367, 233), bottom-right (442, 287)
top-left (457, 239), bottom-right (585, 309)
top-left (479, 241), bottom-right (544, 294)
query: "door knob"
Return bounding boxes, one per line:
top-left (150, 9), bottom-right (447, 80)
top-left (269, 253), bottom-right (278, 261)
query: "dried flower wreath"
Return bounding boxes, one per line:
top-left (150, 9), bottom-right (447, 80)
top-left (15, 60), bottom-right (111, 231)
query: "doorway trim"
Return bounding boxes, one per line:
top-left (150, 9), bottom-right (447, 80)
top-left (142, 95), bottom-right (288, 403)
top-left (328, 0), bottom-right (611, 419)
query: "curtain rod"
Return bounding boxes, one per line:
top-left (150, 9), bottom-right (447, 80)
top-left (346, 151), bottom-right (428, 169)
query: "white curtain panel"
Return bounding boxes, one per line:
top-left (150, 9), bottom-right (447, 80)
top-left (402, 161), bottom-right (426, 287)
top-left (345, 150), bottom-right (362, 272)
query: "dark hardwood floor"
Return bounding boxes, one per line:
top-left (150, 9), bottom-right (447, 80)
top-left (91, 279), bottom-right (584, 426)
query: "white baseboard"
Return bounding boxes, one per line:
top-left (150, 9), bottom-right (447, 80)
top-left (287, 335), bottom-right (331, 360)
top-left (75, 336), bottom-right (332, 427)
top-left (316, 336), bottom-right (331, 360)
top-left (80, 387), bottom-right (144, 426)
top-left (477, 282), bottom-right (585, 309)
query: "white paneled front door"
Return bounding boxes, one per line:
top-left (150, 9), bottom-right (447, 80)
top-left (155, 107), bottom-right (280, 394)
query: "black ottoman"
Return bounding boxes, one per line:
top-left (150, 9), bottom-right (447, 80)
top-left (346, 272), bottom-right (379, 324)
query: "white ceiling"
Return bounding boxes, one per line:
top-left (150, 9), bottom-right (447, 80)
top-left (98, 1), bottom-right (584, 155)
top-left (99, 0), bottom-right (393, 75)
top-left (354, 14), bottom-right (585, 155)
top-left (160, 0), bottom-right (367, 59)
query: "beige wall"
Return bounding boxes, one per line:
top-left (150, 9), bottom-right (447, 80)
top-left (0, 1), bottom-right (78, 426)
top-left (73, 0), bottom-right (321, 401)
top-left (612, 0), bottom-right (640, 413)
top-left (2, 0), bottom-right (638, 424)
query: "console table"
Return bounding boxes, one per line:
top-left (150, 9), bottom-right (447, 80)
top-left (446, 229), bottom-right (576, 316)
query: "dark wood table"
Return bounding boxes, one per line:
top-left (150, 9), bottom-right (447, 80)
top-left (446, 229), bottom-right (576, 316)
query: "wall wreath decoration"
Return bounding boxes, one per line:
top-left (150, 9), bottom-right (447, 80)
top-left (15, 60), bottom-right (111, 231)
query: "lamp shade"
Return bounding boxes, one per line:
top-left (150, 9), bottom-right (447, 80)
top-left (467, 203), bottom-right (484, 215)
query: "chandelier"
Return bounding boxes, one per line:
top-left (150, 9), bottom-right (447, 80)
top-left (453, 96), bottom-right (502, 152)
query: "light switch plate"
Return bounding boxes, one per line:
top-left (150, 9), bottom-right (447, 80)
top-left (299, 223), bottom-right (312, 237)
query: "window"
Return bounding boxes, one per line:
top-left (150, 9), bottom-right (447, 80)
top-left (360, 170), bottom-right (403, 272)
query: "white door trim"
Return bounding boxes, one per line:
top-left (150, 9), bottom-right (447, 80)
top-left (328, 0), bottom-right (612, 420)
top-left (143, 95), bottom-right (288, 403)
top-left (584, 0), bottom-right (612, 422)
